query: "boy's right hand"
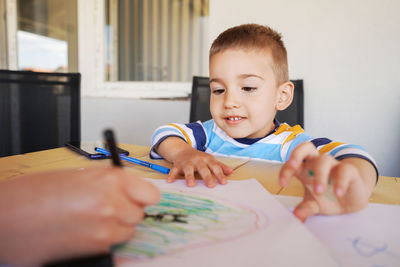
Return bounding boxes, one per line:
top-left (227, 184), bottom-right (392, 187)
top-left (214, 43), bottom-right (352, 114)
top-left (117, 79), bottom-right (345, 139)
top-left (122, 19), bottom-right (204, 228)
top-left (157, 137), bottom-right (232, 188)
top-left (168, 148), bottom-right (233, 188)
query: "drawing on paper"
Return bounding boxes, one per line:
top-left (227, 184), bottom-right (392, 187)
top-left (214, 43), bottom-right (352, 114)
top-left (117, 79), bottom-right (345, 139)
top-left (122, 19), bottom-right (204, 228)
top-left (349, 236), bottom-right (400, 260)
top-left (113, 189), bottom-right (269, 262)
top-left (352, 236), bottom-right (388, 258)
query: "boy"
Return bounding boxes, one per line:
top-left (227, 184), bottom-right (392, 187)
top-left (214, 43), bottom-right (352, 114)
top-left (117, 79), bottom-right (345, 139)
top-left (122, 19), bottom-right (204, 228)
top-left (150, 24), bottom-right (378, 221)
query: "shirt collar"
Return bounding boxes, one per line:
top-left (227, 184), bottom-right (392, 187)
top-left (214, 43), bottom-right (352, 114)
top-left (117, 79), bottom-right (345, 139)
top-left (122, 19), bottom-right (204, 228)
top-left (233, 118), bottom-right (281, 145)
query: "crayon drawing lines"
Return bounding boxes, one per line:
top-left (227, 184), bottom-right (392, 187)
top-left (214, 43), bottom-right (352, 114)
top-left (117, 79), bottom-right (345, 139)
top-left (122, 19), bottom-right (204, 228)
top-left (114, 189), bottom-right (269, 262)
top-left (344, 236), bottom-right (400, 267)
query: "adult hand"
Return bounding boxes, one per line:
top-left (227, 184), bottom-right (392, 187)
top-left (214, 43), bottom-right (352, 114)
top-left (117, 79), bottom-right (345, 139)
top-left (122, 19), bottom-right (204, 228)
top-left (0, 166), bottom-right (160, 266)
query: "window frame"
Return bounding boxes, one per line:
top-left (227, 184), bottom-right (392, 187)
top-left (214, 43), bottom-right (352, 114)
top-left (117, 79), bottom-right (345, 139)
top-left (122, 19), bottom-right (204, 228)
top-left (0, 0), bottom-right (8, 68)
top-left (78, 0), bottom-right (195, 99)
top-left (2, 0), bottom-right (18, 70)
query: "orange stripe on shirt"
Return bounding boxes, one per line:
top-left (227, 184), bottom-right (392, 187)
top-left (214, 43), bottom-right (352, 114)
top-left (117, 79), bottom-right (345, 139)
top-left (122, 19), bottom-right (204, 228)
top-left (168, 123), bottom-right (193, 147)
top-left (275, 124), bottom-right (304, 147)
top-left (318, 141), bottom-right (344, 154)
top-left (274, 123), bottom-right (291, 135)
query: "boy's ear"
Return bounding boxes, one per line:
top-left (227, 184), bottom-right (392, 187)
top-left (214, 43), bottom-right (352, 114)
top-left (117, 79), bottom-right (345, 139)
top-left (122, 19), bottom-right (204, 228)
top-left (276, 81), bottom-right (294, 111)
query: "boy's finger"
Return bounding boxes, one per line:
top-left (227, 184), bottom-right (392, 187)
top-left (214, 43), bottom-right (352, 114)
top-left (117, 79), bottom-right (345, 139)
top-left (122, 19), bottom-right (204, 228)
top-left (293, 199), bottom-right (320, 223)
top-left (220, 163), bottom-right (233, 175)
top-left (166, 167), bottom-right (179, 183)
top-left (309, 154), bottom-right (337, 195)
top-left (289, 142), bottom-right (319, 165)
top-left (331, 163), bottom-right (356, 197)
top-left (279, 142), bottom-right (318, 186)
top-left (279, 159), bottom-right (298, 187)
top-left (209, 164), bottom-right (227, 185)
top-left (197, 164), bottom-right (216, 188)
top-left (182, 165), bottom-right (196, 187)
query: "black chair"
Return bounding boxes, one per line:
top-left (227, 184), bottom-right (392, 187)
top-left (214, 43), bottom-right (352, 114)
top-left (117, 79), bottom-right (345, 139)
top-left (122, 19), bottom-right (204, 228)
top-left (276, 79), bottom-right (304, 127)
top-left (0, 70), bottom-right (81, 157)
top-left (189, 76), bottom-right (304, 127)
top-left (189, 76), bottom-right (212, 123)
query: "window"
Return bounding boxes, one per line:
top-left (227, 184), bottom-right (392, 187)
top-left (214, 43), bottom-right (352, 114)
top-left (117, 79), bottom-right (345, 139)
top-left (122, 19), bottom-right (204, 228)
top-left (104, 0), bottom-right (209, 82)
top-left (2, 0), bottom-right (206, 98)
top-left (16, 0), bottom-right (78, 72)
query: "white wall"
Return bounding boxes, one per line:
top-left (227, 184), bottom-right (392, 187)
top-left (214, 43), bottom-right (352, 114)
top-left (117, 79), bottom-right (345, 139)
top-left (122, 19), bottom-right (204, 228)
top-left (83, 0), bottom-right (400, 176)
top-left (81, 97), bottom-right (190, 146)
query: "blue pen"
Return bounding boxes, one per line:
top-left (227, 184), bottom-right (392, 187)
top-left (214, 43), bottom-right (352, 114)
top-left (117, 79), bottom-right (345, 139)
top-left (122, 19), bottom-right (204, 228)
top-left (95, 147), bottom-right (170, 174)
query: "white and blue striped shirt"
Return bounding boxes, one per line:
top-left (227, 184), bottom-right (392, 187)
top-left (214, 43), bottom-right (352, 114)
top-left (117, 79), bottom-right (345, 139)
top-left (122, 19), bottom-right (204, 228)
top-left (151, 119), bottom-right (378, 178)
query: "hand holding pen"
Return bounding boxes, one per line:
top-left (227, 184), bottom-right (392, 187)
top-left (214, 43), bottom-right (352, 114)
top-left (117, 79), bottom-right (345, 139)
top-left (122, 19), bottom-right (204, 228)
top-left (44, 130), bottom-right (160, 267)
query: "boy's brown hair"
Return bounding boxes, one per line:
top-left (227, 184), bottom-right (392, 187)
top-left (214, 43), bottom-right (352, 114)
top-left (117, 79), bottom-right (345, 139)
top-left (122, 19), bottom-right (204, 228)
top-left (210, 24), bottom-right (289, 85)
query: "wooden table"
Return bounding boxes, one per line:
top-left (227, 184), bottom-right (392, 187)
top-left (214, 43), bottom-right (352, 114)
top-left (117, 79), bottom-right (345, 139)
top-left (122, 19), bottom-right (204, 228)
top-left (1, 144), bottom-right (399, 205)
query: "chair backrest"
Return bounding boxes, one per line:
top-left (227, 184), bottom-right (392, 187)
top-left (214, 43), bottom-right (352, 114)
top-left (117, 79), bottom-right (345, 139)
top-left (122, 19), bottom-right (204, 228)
top-left (0, 70), bottom-right (81, 157)
top-left (189, 76), bottom-right (304, 127)
top-left (276, 79), bottom-right (304, 127)
top-left (189, 76), bottom-right (212, 123)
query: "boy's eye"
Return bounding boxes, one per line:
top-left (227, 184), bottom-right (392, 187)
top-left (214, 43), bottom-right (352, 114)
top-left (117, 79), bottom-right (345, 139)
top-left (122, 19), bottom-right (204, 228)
top-left (242, 87), bottom-right (257, 92)
top-left (212, 89), bottom-right (225, 95)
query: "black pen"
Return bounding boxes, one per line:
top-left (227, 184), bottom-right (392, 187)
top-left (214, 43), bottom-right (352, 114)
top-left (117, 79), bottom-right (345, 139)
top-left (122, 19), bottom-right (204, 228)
top-left (104, 129), bottom-right (122, 167)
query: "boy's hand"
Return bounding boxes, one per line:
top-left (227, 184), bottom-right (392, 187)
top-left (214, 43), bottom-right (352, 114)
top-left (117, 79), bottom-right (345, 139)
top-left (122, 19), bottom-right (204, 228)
top-left (168, 148), bottom-right (232, 188)
top-left (279, 142), bottom-right (375, 222)
top-left (157, 137), bottom-right (232, 188)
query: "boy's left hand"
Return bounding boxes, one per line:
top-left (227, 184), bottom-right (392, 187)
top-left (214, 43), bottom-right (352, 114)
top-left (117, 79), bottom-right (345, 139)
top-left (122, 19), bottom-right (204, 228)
top-left (279, 142), bottom-right (375, 222)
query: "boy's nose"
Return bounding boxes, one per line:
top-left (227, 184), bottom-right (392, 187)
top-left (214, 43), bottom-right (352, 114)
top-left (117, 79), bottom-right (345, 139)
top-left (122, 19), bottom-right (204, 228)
top-left (224, 91), bottom-right (240, 109)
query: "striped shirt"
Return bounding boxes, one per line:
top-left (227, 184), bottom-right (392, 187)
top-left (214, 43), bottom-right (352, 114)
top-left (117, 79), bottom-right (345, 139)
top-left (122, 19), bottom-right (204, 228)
top-left (151, 119), bottom-right (378, 177)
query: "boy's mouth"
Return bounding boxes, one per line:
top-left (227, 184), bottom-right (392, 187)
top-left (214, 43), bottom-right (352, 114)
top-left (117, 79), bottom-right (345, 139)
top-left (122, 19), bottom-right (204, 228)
top-left (225, 116), bottom-right (245, 124)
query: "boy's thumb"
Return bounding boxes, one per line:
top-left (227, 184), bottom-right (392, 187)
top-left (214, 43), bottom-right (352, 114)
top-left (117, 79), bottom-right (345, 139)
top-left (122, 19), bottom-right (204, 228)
top-left (293, 199), bottom-right (319, 223)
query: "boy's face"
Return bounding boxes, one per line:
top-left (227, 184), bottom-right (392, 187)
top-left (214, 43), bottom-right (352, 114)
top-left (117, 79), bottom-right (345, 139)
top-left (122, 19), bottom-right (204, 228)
top-left (209, 48), bottom-right (281, 139)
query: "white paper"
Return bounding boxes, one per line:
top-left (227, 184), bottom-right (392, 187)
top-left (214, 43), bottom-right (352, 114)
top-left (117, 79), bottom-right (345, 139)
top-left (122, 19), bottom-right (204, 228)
top-left (114, 179), bottom-right (337, 267)
top-left (276, 195), bottom-right (400, 267)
